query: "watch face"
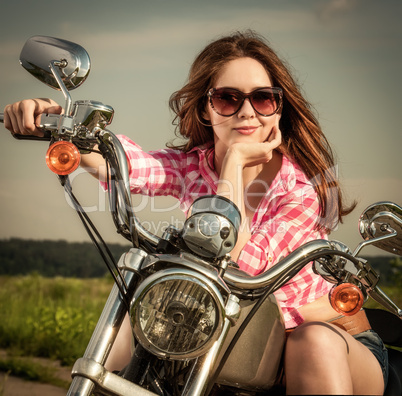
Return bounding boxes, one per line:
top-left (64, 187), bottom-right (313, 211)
top-left (198, 214), bottom-right (221, 237)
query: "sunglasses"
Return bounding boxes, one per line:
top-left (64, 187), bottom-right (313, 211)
top-left (207, 87), bottom-right (283, 117)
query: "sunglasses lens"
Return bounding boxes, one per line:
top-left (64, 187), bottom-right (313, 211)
top-left (210, 89), bottom-right (242, 116)
top-left (210, 88), bottom-right (281, 117)
top-left (250, 89), bottom-right (280, 116)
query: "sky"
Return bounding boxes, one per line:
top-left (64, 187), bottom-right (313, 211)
top-left (0, 0), bottom-right (401, 256)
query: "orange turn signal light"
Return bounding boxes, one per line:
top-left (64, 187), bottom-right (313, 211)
top-left (46, 141), bottom-right (81, 175)
top-left (329, 283), bottom-right (364, 316)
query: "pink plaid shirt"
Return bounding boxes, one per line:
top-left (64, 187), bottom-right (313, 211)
top-left (114, 135), bottom-right (333, 328)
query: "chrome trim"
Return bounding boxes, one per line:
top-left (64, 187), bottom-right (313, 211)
top-left (82, 250), bottom-right (146, 362)
top-left (130, 267), bottom-right (227, 360)
top-left (49, 59), bottom-right (73, 117)
top-left (225, 294), bottom-right (241, 326)
top-left (70, 357), bottom-right (157, 396)
top-left (182, 317), bottom-right (232, 396)
top-left (141, 252), bottom-right (231, 295)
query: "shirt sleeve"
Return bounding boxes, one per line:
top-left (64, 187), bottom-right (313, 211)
top-left (103, 135), bottom-right (190, 200)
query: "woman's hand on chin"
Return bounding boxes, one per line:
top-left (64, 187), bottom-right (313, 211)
top-left (226, 124), bottom-right (282, 168)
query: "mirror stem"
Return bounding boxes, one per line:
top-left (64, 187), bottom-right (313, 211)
top-left (50, 60), bottom-right (73, 116)
top-left (352, 229), bottom-right (397, 257)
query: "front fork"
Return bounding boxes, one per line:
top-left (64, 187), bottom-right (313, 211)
top-left (182, 318), bottom-right (232, 395)
top-left (67, 248), bottom-right (154, 396)
top-left (66, 248), bottom-right (240, 396)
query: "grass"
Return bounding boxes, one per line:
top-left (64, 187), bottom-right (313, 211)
top-left (0, 274), bottom-right (113, 366)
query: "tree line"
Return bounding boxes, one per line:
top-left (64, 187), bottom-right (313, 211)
top-left (0, 238), bottom-right (399, 283)
top-left (0, 238), bottom-right (130, 278)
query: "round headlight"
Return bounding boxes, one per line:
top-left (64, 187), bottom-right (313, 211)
top-left (130, 268), bottom-right (225, 360)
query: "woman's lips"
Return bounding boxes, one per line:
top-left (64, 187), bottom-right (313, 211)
top-left (234, 126), bottom-right (258, 135)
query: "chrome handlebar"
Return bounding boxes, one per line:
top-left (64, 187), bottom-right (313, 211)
top-left (224, 239), bottom-right (333, 290)
top-left (102, 132), bottom-right (160, 248)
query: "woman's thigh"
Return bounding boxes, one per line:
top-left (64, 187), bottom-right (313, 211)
top-left (286, 322), bottom-right (385, 395)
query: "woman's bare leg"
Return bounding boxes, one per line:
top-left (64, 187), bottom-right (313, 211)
top-left (105, 313), bottom-right (133, 372)
top-left (285, 322), bottom-right (384, 395)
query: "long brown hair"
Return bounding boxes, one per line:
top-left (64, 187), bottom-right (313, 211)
top-left (169, 30), bottom-right (355, 231)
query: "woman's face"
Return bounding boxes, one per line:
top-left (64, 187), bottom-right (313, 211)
top-left (205, 57), bottom-right (280, 156)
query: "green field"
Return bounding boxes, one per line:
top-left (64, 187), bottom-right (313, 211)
top-left (0, 274), bottom-right (113, 366)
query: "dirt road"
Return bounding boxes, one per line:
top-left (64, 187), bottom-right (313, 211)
top-left (0, 350), bottom-right (72, 396)
top-left (1, 373), bottom-right (68, 396)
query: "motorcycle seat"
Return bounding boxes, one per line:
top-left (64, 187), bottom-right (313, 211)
top-left (365, 308), bottom-right (402, 347)
top-left (386, 348), bottom-right (402, 396)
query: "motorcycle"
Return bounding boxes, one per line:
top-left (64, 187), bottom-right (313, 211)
top-left (1, 35), bottom-right (402, 396)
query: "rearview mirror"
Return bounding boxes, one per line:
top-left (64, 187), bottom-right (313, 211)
top-left (19, 35), bottom-right (91, 91)
top-left (359, 202), bottom-right (402, 255)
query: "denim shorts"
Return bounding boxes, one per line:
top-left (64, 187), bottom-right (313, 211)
top-left (354, 330), bottom-right (389, 388)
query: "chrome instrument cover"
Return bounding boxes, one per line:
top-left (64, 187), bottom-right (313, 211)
top-left (182, 195), bottom-right (241, 258)
top-left (72, 100), bottom-right (114, 134)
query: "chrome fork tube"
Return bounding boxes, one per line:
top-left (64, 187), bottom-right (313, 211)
top-left (67, 279), bottom-right (128, 395)
top-left (67, 248), bottom-right (146, 396)
top-left (182, 317), bottom-right (232, 396)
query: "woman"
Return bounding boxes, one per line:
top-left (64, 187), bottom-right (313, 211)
top-left (3, 31), bottom-right (388, 394)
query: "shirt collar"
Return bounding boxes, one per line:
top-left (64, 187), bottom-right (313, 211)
top-left (189, 142), bottom-right (217, 180)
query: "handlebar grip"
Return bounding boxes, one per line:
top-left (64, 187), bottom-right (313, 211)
top-left (0, 112), bottom-right (52, 141)
top-left (12, 130), bottom-right (52, 141)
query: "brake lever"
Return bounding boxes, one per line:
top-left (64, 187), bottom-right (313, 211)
top-left (369, 286), bottom-right (402, 318)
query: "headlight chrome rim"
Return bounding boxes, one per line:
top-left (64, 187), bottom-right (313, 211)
top-left (130, 268), bottom-right (226, 360)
